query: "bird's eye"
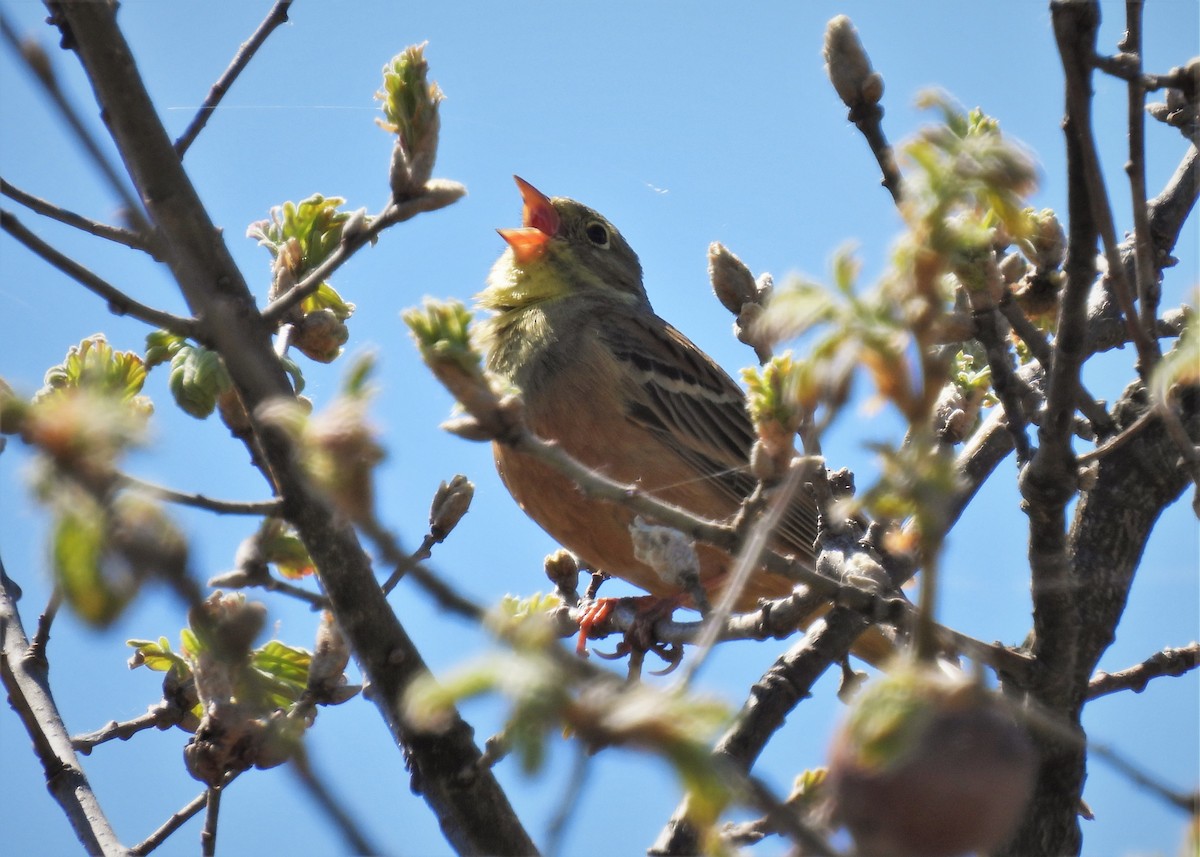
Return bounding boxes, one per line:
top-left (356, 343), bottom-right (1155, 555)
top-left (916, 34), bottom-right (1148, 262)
top-left (584, 221), bottom-right (610, 247)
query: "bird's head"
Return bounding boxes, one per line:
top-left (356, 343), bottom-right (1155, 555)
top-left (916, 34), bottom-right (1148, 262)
top-left (480, 176), bottom-right (647, 312)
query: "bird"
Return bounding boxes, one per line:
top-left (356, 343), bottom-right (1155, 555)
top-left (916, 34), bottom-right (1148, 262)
top-left (476, 176), bottom-right (836, 653)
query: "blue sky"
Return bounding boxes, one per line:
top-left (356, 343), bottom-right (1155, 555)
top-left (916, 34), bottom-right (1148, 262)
top-left (1, 2), bottom-right (1197, 855)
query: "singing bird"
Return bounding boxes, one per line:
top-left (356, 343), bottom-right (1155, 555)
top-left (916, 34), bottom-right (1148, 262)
top-left (475, 176), bottom-right (819, 620)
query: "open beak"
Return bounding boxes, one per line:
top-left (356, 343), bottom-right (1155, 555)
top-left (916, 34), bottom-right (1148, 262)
top-left (497, 175), bottom-right (560, 265)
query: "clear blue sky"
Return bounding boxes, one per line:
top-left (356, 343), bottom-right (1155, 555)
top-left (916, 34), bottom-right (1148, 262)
top-left (2, 2), bottom-right (1197, 855)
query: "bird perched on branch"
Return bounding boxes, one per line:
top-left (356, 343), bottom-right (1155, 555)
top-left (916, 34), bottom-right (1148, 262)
top-left (476, 176), bottom-right (863, 653)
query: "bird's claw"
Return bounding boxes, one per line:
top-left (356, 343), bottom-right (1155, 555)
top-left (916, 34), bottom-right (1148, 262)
top-left (573, 596), bottom-right (684, 678)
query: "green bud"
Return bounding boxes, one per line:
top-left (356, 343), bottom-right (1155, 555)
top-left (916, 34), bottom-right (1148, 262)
top-left (377, 43), bottom-right (445, 200)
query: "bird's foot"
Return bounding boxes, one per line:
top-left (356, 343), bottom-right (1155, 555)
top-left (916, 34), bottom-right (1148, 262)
top-left (575, 596), bottom-right (684, 677)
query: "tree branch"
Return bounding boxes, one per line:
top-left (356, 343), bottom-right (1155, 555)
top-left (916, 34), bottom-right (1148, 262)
top-left (0, 11), bottom-right (148, 232)
top-left (650, 603), bottom-right (870, 855)
top-left (173, 0), bottom-right (293, 158)
top-left (44, 3), bottom-right (535, 852)
top-left (289, 750), bottom-right (380, 857)
top-left (0, 560), bottom-right (127, 855)
top-left (1087, 642), bottom-right (1200, 700)
top-left (1004, 4), bottom-right (1103, 853)
top-left (1, 208), bottom-right (198, 336)
top-left (260, 182), bottom-right (466, 326)
top-left (118, 472), bottom-right (282, 516)
top-left (1119, 1), bottom-right (1164, 350)
top-left (1, 177), bottom-right (153, 254)
top-left (72, 710), bottom-right (171, 753)
top-left (968, 301), bottom-right (1033, 462)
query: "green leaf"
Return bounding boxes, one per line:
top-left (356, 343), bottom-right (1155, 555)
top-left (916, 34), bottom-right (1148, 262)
top-left (259, 520), bottom-right (316, 580)
top-left (247, 194), bottom-right (356, 277)
top-left (34, 336), bottom-right (153, 426)
top-left (145, 330), bottom-right (188, 369)
top-left (167, 344), bottom-right (232, 419)
top-left (128, 636), bottom-right (192, 675)
top-left (403, 299), bottom-right (482, 375)
top-left (53, 500), bottom-right (136, 627)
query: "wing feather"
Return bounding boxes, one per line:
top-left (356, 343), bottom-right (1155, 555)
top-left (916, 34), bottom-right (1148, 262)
top-left (601, 311), bottom-right (817, 558)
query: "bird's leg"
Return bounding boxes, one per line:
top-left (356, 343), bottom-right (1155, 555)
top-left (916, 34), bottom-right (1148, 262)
top-left (583, 568), bottom-right (610, 600)
top-left (575, 595), bottom-right (682, 669)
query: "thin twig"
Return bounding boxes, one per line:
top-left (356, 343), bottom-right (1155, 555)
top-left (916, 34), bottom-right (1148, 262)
top-left (998, 292), bottom-right (1116, 437)
top-left (129, 791), bottom-right (208, 856)
top-left (380, 532), bottom-right (437, 595)
top-left (969, 302), bottom-right (1033, 462)
top-left (256, 575), bottom-right (329, 609)
top-left (1120, 1), bottom-right (1164, 366)
top-left (650, 608), bottom-right (869, 855)
top-left (740, 773), bottom-right (840, 857)
top-left (675, 461), bottom-right (807, 688)
top-left (0, 13), bottom-right (148, 231)
top-left (71, 711), bottom-right (165, 753)
top-left (261, 182), bottom-right (466, 325)
top-left (1086, 642), bottom-right (1200, 700)
top-left (1075, 407), bottom-right (1157, 464)
top-left (118, 472), bottom-right (282, 516)
top-left (200, 786), bottom-right (221, 857)
top-left (1064, 23), bottom-right (1161, 378)
top-left (1, 209), bottom-right (198, 336)
top-left (1, 177), bottom-right (154, 254)
top-left (359, 514), bottom-right (484, 620)
top-left (543, 742), bottom-right (591, 857)
top-left (28, 587), bottom-right (62, 662)
top-left (173, 0), bottom-right (293, 157)
top-left (1089, 741), bottom-right (1200, 815)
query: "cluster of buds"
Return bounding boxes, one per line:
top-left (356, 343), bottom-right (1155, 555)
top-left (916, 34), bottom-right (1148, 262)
top-left (709, 242), bottom-right (774, 364)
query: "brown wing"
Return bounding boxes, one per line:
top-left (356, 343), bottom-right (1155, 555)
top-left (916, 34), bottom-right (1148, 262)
top-left (600, 310), bottom-right (818, 559)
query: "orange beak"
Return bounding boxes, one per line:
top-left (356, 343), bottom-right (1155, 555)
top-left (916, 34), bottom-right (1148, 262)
top-left (497, 175), bottom-right (560, 265)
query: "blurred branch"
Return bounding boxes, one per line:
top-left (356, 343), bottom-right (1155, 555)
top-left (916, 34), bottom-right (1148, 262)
top-left (0, 560), bottom-right (126, 855)
top-left (1074, 407), bottom-right (1156, 464)
top-left (289, 749), bottom-right (379, 857)
top-left (650, 605), bottom-right (869, 855)
top-left (0, 11), bottom-right (148, 232)
top-left (118, 472), bottom-right (282, 516)
top-left (1092, 52), bottom-right (1197, 91)
top-left (1, 177), bottom-right (154, 254)
top-left (1, 209), bottom-right (198, 336)
top-left (174, 0), bottom-right (293, 157)
top-left (1089, 740), bottom-right (1200, 815)
top-left (46, 3), bottom-right (535, 852)
top-left (968, 301), bottom-right (1034, 462)
top-left (1086, 642), bottom-right (1200, 700)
